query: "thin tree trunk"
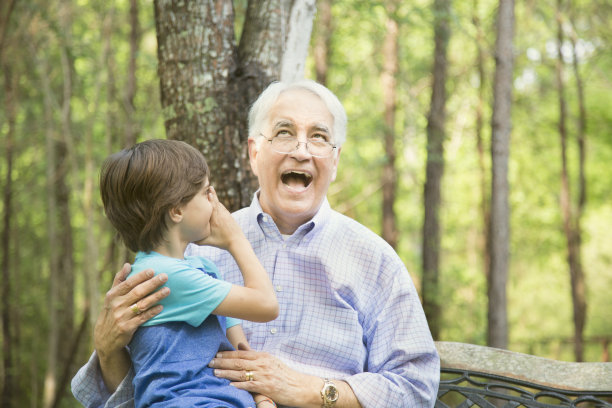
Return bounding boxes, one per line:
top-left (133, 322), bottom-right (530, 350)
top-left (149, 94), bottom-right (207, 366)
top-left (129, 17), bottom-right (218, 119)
top-left (83, 10), bottom-right (116, 330)
top-left (488, 0), bottom-right (514, 350)
top-left (381, 0), bottom-right (399, 249)
top-left (125, 0), bottom-right (140, 147)
top-left (279, 0), bottom-right (316, 82)
top-left (473, 0), bottom-right (491, 284)
top-left (313, 0), bottom-right (332, 85)
top-left (0, 0), bottom-right (16, 65)
top-left (42, 5), bottom-right (76, 405)
top-left (422, 0), bottom-right (451, 340)
top-left (1, 61), bottom-right (16, 408)
top-left (556, 0), bottom-right (586, 362)
top-left (56, 9), bottom-right (76, 400)
top-left (41, 44), bottom-right (60, 408)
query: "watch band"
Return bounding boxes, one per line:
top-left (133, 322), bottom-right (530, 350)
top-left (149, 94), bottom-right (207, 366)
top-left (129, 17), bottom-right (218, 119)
top-left (320, 378), bottom-right (339, 407)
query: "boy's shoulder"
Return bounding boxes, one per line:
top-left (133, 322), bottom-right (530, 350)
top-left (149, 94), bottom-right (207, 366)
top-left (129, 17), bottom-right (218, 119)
top-left (131, 251), bottom-right (186, 276)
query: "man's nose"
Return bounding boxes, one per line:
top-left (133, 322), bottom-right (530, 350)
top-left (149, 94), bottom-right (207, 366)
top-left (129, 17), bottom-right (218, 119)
top-left (290, 140), bottom-right (313, 159)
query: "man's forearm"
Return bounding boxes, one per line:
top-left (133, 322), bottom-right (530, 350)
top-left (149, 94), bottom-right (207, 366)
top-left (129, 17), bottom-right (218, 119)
top-left (97, 347), bottom-right (132, 393)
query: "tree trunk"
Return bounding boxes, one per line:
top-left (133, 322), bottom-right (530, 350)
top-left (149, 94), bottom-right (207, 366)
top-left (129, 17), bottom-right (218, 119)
top-left (488, 0), bottom-right (514, 350)
top-left (0, 0), bottom-right (16, 64)
top-left (43, 4), bottom-right (76, 406)
top-left (41, 46), bottom-right (60, 408)
top-left (556, 0), bottom-right (587, 362)
top-left (570, 7), bottom-right (588, 364)
top-left (125, 0), bottom-right (140, 147)
top-left (155, 0), bottom-right (316, 211)
top-left (473, 0), bottom-right (491, 284)
top-left (83, 9), bottom-right (117, 330)
top-left (313, 0), bottom-right (332, 85)
top-left (381, 0), bottom-right (399, 249)
top-left (422, 0), bottom-right (451, 340)
top-left (1, 60), bottom-right (16, 408)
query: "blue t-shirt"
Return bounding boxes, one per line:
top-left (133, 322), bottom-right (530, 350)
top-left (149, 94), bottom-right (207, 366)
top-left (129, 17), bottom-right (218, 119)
top-left (130, 252), bottom-right (240, 329)
top-left (128, 252), bottom-right (254, 408)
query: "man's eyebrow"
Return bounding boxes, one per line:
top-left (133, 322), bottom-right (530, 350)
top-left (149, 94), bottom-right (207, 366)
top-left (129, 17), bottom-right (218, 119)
top-left (272, 120), bottom-right (295, 130)
top-left (312, 124), bottom-right (331, 134)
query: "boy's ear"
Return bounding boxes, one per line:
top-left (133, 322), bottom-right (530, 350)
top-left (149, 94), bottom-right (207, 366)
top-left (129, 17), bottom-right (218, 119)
top-left (168, 206), bottom-right (183, 223)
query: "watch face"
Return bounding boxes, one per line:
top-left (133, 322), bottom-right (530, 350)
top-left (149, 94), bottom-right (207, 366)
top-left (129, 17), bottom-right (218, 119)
top-left (325, 384), bottom-right (339, 401)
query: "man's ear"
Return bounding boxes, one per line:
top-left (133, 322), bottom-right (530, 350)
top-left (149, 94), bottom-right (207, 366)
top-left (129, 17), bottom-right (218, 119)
top-left (168, 206), bottom-right (183, 223)
top-left (248, 138), bottom-right (259, 176)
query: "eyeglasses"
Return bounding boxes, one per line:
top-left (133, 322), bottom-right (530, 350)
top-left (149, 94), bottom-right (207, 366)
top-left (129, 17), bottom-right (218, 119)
top-left (261, 134), bottom-right (337, 158)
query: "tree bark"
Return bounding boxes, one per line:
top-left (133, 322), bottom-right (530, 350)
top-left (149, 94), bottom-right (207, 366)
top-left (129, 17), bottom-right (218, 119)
top-left (155, 0), bottom-right (316, 211)
top-left (488, 0), bottom-right (514, 350)
top-left (313, 0), bottom-right (332, 85)
top-left (381, 0), bottom-right (399, 250)
top-left (422, 0), bottom-right (451, 340)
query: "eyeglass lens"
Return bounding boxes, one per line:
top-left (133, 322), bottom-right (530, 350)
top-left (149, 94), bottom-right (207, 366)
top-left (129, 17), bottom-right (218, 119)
top-left (270, 137), bottom-right (334, 157)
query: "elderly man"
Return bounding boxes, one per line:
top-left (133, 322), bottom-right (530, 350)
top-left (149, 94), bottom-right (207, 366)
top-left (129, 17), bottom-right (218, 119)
top-left (72, 80), bottom-right (439, 407)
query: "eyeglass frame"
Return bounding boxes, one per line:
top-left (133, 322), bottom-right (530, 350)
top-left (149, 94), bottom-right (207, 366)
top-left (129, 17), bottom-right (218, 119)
top-left (259, 133), bottom-right (337, 158)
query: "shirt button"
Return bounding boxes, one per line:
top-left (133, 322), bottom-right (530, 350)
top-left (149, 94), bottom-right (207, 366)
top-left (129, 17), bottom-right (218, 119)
top-left (270, 328), bottom-right (278, 334)
top-left (262, 216), bottom-right (268, 223)
top-left (275, 285), bottom-right (283, 292)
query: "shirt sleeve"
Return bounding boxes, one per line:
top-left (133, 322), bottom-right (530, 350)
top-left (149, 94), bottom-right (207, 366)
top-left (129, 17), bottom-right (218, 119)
top-left (142, 257), bottom-right (232, 328)
top-left (71, 351), bottom-right (135, 408)
top-left (345, 263), bottom-right (440, 407)
top-left (198, 257), bottom-right (242, 330)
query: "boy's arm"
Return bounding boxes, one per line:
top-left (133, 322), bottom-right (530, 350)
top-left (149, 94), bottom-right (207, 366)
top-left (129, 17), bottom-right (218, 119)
top-left (226, 324), bottom-right (249, 350)
top-left (226, 326), bottom-right (277, 408)
top-left (197, 187), bottom-right (278, 323)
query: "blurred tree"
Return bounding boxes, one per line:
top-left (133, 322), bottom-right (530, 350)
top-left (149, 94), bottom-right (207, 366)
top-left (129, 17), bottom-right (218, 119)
top-left (42, 2), bottom-right (76, 405)
top-left (555, 0), bottom-right (587, 362)
top-left (1, 53), bottom-right (16, 408)
top-left (472, 0), bottom-right (491, 292)
top-left (488, 0), bottom-right (514, 350)
top-left (422, 0), bottom-right (451, 339)
top-left (381, 0), bottom-right (400, 250)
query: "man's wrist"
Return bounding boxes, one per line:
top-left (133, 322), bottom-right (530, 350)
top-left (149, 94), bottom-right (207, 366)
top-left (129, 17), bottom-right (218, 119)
top-left (320, 378), bottom-right (339, 407)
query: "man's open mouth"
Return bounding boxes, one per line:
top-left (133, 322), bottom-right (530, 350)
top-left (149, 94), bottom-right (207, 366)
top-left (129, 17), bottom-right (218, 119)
top-left (281, 171), bottom-right (313, 190)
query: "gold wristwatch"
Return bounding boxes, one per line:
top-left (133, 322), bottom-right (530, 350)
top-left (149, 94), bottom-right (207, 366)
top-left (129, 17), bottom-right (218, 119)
top-left (320, 378), bottom-right (339, 407)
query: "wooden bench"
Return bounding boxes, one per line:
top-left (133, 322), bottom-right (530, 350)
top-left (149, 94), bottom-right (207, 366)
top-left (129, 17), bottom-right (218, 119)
top-left (435, 341), bottom-right (612, 407)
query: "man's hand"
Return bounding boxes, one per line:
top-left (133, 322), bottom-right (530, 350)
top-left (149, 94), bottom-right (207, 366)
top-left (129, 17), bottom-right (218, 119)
top-left (93, 263), bottom-right (170, 392)
top-left (208, 350), bottom-right (322, 408)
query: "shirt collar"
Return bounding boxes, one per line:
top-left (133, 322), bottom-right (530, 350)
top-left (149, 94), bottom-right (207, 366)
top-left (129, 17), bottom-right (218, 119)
top-left (248, 190), bottom-right (331, 243)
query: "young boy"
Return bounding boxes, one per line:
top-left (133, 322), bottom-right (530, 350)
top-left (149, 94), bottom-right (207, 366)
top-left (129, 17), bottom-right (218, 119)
top-left (99, 139), bottom-right (278, 407)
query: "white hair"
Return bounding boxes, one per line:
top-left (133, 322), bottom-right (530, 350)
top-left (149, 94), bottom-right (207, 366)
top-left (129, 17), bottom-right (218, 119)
top-left (248, 80), bottom-right (347, 151)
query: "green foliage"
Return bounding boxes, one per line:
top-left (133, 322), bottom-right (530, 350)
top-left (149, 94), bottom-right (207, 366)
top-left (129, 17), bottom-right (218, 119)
top-left (0, 0), bottom-right (611, 405)
top-left (316, 0), bottom-right (612, 360)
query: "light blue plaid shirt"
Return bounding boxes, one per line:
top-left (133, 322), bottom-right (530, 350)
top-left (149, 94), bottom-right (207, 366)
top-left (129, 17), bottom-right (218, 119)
top-left (72, 195), bottom-right (439, 407)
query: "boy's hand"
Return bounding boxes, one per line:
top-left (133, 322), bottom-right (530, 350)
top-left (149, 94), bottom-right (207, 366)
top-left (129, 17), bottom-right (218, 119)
top-left (195, 186), bottom-right (244, 249)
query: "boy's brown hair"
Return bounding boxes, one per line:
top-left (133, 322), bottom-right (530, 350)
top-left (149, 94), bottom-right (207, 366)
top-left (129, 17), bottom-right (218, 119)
top-left (100, 139), bottom-right (209, 253)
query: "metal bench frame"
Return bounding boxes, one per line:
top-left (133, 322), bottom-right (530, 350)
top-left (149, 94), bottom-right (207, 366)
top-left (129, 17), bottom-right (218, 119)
top-left (435, 342), bottom-right (612, 407)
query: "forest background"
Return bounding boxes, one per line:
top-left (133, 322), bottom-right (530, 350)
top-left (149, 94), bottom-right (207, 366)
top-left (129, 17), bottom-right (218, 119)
top-left (0, 0), bottom-right (611, 407)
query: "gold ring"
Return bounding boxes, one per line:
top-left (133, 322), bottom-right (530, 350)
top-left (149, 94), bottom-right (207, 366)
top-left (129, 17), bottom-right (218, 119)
top-left (245, 370), bottom-right (254, 381)
top-left (130, 304), bottom-right (141, 315)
